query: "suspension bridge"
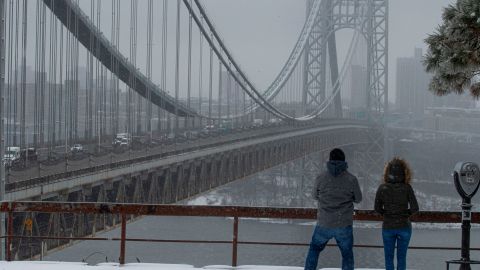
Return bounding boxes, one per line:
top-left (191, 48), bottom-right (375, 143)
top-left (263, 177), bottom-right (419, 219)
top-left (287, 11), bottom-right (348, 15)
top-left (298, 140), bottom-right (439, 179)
top-left (0, 0), bottom-right (388, 260)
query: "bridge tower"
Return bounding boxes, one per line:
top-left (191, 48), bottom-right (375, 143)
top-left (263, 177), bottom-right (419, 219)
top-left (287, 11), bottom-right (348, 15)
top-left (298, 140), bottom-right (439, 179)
top-left (303, 0), bottom-right (388, 176)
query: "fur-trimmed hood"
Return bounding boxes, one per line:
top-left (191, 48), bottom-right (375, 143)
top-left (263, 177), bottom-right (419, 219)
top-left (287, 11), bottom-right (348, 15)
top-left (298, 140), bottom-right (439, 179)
top-left (383, 157), bottom-right (412, 184)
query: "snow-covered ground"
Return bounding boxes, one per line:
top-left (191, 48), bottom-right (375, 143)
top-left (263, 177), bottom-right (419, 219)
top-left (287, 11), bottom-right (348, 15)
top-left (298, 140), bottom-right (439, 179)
top-left (0, 262), bottom-right (382, 270)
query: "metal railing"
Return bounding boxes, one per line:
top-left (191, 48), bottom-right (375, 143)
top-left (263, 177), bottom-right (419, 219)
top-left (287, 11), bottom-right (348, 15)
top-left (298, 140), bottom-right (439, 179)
top-left (1, 201), bottom-right (478, 266)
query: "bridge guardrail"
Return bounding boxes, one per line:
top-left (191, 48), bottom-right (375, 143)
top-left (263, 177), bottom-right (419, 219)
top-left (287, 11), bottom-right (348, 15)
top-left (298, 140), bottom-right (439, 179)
top-left (0, 202), bottom-right (478, 266)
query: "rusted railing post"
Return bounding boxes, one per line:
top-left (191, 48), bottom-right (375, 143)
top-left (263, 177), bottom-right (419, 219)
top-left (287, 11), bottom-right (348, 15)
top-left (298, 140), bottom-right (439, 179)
top-left (6, 210), bottom-right (13, 261)
top-left (119, 213), bottom-right (127, 265)
top-left (232, 216), bottom-right (238, 267)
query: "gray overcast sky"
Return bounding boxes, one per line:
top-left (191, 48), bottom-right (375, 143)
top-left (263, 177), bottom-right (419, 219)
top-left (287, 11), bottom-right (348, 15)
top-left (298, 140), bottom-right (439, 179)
top-left (202, 0), bottom-right (455, 102)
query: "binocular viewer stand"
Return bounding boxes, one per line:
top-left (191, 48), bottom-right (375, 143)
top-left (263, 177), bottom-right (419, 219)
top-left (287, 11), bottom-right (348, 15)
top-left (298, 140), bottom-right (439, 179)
top-left (446, 162), bottom-right (480, 270)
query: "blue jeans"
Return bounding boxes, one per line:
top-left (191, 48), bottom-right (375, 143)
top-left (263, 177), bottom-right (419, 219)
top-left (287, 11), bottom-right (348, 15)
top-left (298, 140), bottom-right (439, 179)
top-left (382, 227), bottom-right (412, 270)
top-left (304, 225), bottom-right (354, 270)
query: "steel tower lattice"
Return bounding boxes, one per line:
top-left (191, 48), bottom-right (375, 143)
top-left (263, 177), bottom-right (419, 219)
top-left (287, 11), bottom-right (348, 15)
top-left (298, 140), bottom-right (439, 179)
top-left (303, 0), bottom-right (388, 176)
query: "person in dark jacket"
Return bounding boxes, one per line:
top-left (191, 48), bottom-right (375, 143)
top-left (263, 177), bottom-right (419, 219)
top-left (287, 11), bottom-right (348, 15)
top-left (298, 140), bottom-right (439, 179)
top-left (374, 157), bottom-right (419, 270)
top-left (305, 148), bottom-right (362, 270)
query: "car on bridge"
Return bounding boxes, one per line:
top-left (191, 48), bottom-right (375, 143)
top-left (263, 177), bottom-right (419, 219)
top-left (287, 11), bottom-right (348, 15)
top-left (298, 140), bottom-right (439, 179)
top-left (20, 148), bottom-right (38, 162)
top-left (70, 144), bottom-right (84, 154)
top-left (253, 119), bottom-right (263, 127)
top-left (183, 131), bottom-right (199, 140)
top-left (113, 133), bottom-right (132, 149)
top-left (3, 147), bottom-right (21, 167)
top-left (116, 138), bottom-right (130, 148)
top-left (268, 118), bottom-right (282, 125)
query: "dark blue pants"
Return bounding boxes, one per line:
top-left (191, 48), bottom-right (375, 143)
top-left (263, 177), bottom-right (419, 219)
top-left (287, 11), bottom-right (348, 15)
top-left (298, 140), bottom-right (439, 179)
top-left (304, 225), bottom-right (354, 270)
top-left (382, 227), bottom-right (412, 270)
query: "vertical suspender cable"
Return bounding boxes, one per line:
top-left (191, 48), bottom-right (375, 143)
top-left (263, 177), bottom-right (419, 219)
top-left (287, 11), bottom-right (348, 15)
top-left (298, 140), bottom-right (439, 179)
top-left (133, 0), bottom-right (139, 135)
top-left (0, 0), bottom-right (7, 259)
top-left (146, 0), bottom-right (153, 138)
top-left (217, 62), bottom-right (222, 120)
top-left (65, 2), bottom-right (70, 150)
top-left (93, 0), bottom-right (98, 143)
top-left (85, 16), bottom-right (90, 140)
top-left (69, 0), bottom-right (73, 142)
top-left (160, 0), bottom-right (167, 133)
top-left (208, 34), bottom-right (212, 122)
top-left (187, 0), bottom-right (192, 129)
top-left (115, 0), bottom-right (120, 134)
top-left (71, 0), bottom-right (79, 140)
top-left (53, 3), bottom-right (58, 146)
top-left (58, 21), bottom-right (63, 146)
top-left (52, 0), bottom-right (59, 151)
top-left (197, 16), bottom-right (203, 127)
top-left (134, 0), bottom-right (138, 134)
top-left (110, 0), bottom-right (116, 134)
top-left (174, 0), bottom-right (180, 134)
top-left (70, 1), bottom-right (75, 143)
top-left (95, 0), bottom-right (100, 146)
top-left (5, 0), bottom-right (13, 146)
top-left (102, 59), bottom-right (106, 140)
top-left (251, 83), bottom-right (254, 122)
top-left (40, 2), bottom-right (46, 145)
top-left (12, 0), bottom-right (18, 146)
top-left (6, 0), bottom-right (13, 149)
top-left (97, 0), bottom-right (104, 142)
top-left (128, 0), bottom-right (133, 135)
top-left (74, 0), bottom-right (80, 141)
top-left (48, 0), bottom-right (54, 154)
top-left (20, 0), bottom-right (27, 149)
top-left (133, 0), bottom-right (140, 135)
top-left (243, 79), bottom-right (246, 126)
top-left (88, 0), bottom-right (94, 141)
top-left (109, 0), bottom-right (114, 135)
top-left (233, 73), bottom-right (238, 126)
top-left (226, 65), bottom-right (230, 120)
top-left (116, 0), bottom-right (120, 134)
top-left (36, 0), bottom-right (41, 147)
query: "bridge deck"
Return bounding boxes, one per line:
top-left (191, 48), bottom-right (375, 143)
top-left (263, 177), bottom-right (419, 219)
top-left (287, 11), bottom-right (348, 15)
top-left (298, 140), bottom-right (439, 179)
top-left (8, 125), bottom-right (300, 183)
top-left (6, 121), bottom-right (368, 201)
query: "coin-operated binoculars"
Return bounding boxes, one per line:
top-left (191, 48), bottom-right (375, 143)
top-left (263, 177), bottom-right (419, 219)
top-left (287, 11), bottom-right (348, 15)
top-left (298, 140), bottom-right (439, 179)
top-left (447, 162), bottom-right (480, 270)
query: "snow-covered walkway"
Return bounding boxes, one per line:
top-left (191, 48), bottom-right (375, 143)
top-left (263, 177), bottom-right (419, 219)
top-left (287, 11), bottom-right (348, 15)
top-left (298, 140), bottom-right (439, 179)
top-left (0, 261), bottom-right (382, 270)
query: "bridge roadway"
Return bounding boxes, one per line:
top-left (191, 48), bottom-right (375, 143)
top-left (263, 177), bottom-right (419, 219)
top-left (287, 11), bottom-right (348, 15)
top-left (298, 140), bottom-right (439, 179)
top-left (7, 124), bottom-right (306, 182)
top-left (5, 120), bottom-right (369, 202)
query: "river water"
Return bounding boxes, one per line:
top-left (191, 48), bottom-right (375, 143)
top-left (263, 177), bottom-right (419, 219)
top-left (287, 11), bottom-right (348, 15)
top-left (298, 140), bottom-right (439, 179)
top-left (45, 153), bottom-right (480, 269)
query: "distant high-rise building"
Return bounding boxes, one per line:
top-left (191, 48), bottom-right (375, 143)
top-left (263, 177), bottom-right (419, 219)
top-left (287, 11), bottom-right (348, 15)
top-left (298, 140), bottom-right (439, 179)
top-left (349, 65), bottom-right (367, 109)
top-left (395, 48), bottom-right (431, 116)
top-left (431, 91), bottom-right (476, 109)
top-left (219, 71), bottom-right (243, 105)
top-left (396, 48), bottom-right (475, 115)
top-left (219, 71), bottom-right (245, 116)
